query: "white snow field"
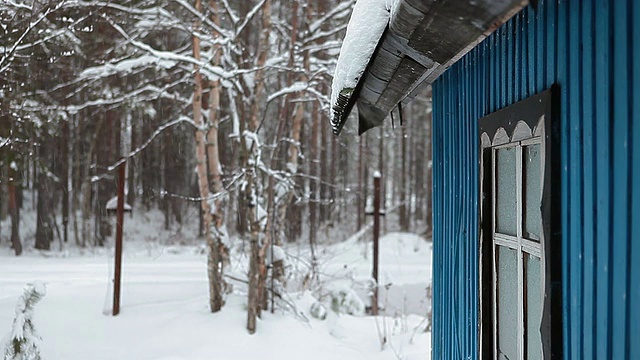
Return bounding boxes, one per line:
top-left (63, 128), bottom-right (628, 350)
top-left (1, 229), bottom-right (431, 360)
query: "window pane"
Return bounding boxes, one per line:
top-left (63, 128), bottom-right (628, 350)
top-left (497, 246), bottom-right (518, 360)
top-left (496, 147), bottom-right (517, 236)
top-left (524, 144), bottom-right (542, 240)
top-left (526, 254), bottom-right (543, 360)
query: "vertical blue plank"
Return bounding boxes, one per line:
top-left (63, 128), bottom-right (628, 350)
top-left (514, 14), bottom-right (521, 102)
top-left (464, 57), bottom-right (471, 357)
top-left (481, 41), bottom-right (488, 117)
top-left (630, 2), bottom-right (640, 358)
top-left (432, 78), bottom-right (441, 359)
top-left (472, 48), bottom-right (481, 357)
top-left (490, 36), bottom-right (495, 111)
top-left (506, 20), bottom-right (514, 105)
top-left (455, 63), bottom-right (463, 359)
top-left (527, 4), bottom-right (536, 96)
top-left (467, 53), bottom-right (473, 358)
top-left (436, 78), bottom-right (443, 359)
top-left (443, 78), bottom-right (449, 358)
top-left (447, 70), bottom-right (453, 358)
top-left (490, 34), bottom-right (497, 112)
top-left (580, 0), bottom-right (596, 358)
top-left (567, 1), bottom-right (583, 359)
top-left (555, 0), bottom-right (571, 357)
top-left (442, 76), bottom-right (446, 358)
top-left (611, 1), bottom-right (631, 358)
top-left (444, 72), bottom-right (457, 356)
top-left (545, 0), bottom-right (556, 88)
top-left (627, 1), bottom-right (640, 359)
top-left (499, 26), bottom-right (506, 108)
top-left (470, 54), bottom-right (478, 357)
top-left (531, 0), bottom-right (556, 89)
top-left (432, 79), bottom-right (437, 359)
top-left (593, 0), bottom-right (611, 358)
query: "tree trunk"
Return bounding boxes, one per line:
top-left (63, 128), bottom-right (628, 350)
top-left (207, 0), bottom-right (229, 307)
top-left (127, 117), bottom-right (136, 208)
top-left (329, 131), bottom-right (337, 221)
top-left (35, 172), bottom-right (53, 251)
top-left (319, 113), bottom-right (329, 223)
top-left (193, 0), bottom-right (224, 313)
top-left (309, 99), bottom-right (319, 260)
top-left (399, 122), bottom-right (408, 231)
top-left (247, 0), bottom-right (272, 334)
top-left (357, 135), bottom-right (364, 230)
top-left (275, 0), bottom-right (304, 247)
top-left (8, 167), bottom-right (21, 256)
top-left (61, 121), bottom-right (69, 243)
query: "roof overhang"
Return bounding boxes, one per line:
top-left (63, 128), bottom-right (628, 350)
top-left (332, 0), bottom-right (529, 135)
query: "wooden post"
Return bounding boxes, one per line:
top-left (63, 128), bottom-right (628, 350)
top-left (371, 172), bottom-right (381, 315)
top-left (113, 161), bottom-right (126, 316)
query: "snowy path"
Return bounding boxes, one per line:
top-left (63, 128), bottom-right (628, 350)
top-left (0, 233), bottom-right (431, 360)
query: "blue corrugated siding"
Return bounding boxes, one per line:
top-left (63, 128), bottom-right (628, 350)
top-left (431, 0), bottom-right (640, 359)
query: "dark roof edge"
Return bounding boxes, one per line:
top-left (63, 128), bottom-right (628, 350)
top-left (333, 0), bottom-right (530, 136)
top-left (332, 26), bottom-right (389, 136)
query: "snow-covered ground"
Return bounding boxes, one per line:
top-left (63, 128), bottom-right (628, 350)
top-left (1, 211), bottom-right (431, 360)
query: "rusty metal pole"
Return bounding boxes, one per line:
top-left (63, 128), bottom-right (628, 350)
top-left (372, 171), bottom-right (381, 316)
top-left (113, 161), bottom-right (126, 316)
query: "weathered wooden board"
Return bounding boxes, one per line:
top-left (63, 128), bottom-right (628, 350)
top-left (332, 0), bottom-right (528, 135)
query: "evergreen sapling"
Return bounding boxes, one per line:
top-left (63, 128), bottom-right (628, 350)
top-left (3, 282), bottom-right (47, 360)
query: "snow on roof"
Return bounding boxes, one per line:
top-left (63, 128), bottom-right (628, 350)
top-left (330, 0), bottom-right (394, 134)
top-left (106, 196), bottom-right (133, 211)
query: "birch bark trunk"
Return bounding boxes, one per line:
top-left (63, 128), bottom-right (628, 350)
top-left (207, 0), bottom-right (229, 304)
top-left (247, 0), bottom-right (272, 334)
top-left (193, 0), bottom-right (224, 313)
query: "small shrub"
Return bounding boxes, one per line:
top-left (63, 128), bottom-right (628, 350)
top-left (3, 282), bottom-right (47, 360)
top-left (329, 286), bottom-right (364, 316)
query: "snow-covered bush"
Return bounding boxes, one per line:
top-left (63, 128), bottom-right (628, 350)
top-left (3, 282), bottom-right (47, 360)
top-left (309, 302), bottom-right (328, 320)
top-left (329, 286), bottom-right (365, 316)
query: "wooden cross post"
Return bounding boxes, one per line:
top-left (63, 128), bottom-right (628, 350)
top-left (113, 161), bottom-right (126, 316)
top-left (366, 171), bottom-right (384, 315)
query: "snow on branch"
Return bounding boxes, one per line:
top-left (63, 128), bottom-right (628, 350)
top-left (104, 17), bottom-right (234, 84)
top-left (267, 81), bottom-right (309, 103)
top-left (219, 0), bottom-right (240, 25)
top-left (79, 55), bottom-right (177, 80)
top-left (308, 0), bottom-right (354, 35)
top-left (102, 116), bottom-right (198, 174)
top-left (1, 0), bottom-right (32, 12)
top-left (172, 0), bottom-right (230, 38)
top-left (19, 83), bottom-right (188, 114)
top-left (0, 137), bottom-right (10, 149)
top-left (232, 0), bottom-right (267, 40)
top-left (88, 116), bottom-right (196, 184)
top-left (0, 0), bottom-right (67, 73)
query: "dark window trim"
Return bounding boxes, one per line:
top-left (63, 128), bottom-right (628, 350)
top-left (478, 85), bottom-right (562, 360)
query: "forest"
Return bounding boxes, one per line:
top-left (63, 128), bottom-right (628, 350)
top-left (0, 0), bottom-right (432, 337)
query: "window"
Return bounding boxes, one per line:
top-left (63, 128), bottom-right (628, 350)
top-left (479, 87), bottom-right (562, 360)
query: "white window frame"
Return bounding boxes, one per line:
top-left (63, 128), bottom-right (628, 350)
top-left (490, 136), bottom-right (544, 360)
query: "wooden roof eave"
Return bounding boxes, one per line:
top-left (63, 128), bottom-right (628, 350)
top-left (332, 0), bottom-right (529, 136)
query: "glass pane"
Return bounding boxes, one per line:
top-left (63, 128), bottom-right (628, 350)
top-left (496, 147), bottom-right (517, 236)
top-left (526, 254), bottom-right (543, 360)
top-left (497, 246), bottom-right (518, 360)
top-left (524, 144), bottom-right (542, 240)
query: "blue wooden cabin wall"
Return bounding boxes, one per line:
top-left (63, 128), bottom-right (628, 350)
top-left (431, 0), bottom-right (640, 359)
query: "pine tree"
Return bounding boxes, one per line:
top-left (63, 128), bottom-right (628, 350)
top-left (3, 282), bottom-right (47, 360)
